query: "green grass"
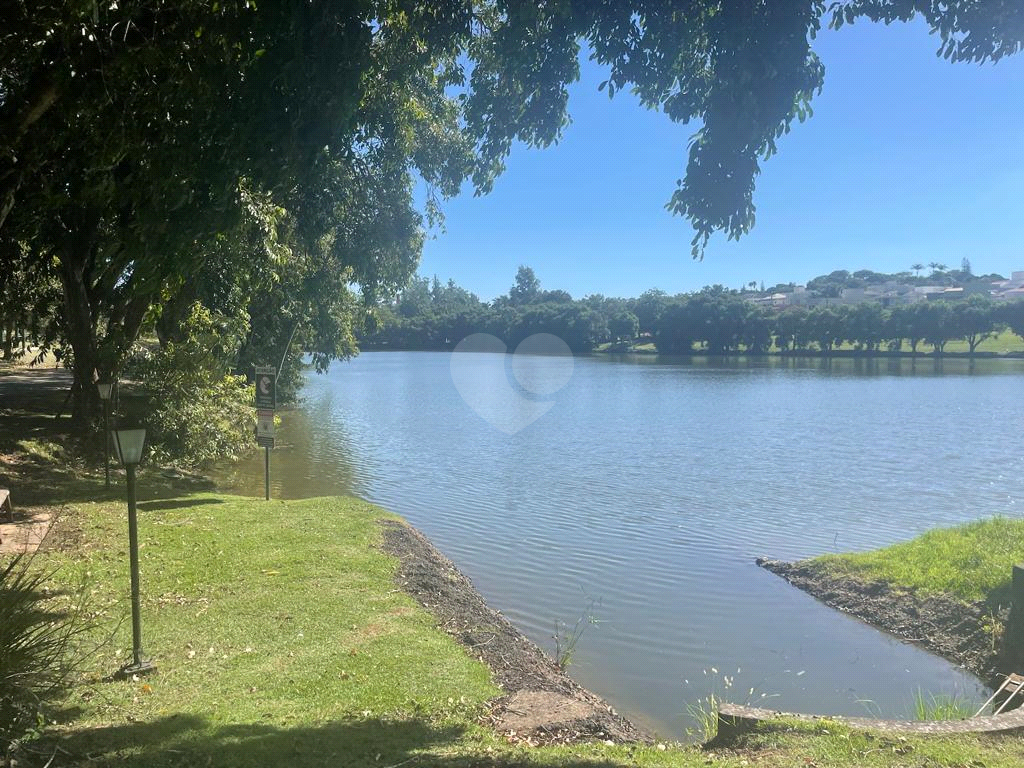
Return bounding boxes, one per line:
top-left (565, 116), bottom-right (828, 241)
top-left (939, 329), bottom-right (1024, 355)
top-left (812, 517), bottom-right (1024, 605)
top-left (8, 486), bottom-right (1024, 767)
top-left (728, 719), bottom-right (1024, 767)
top-left (913, 690), bottom-right (975, 721)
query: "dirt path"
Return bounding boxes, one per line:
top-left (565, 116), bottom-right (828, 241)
top-left (758, 558), bottom-right (1004, 684)
top-left (379, 519), bottom-right (652, 745)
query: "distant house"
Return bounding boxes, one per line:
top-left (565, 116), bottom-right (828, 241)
top-left (991, 271), bottom-right (1024, 301)
top-left (998, 287), bottom-right (1024, 301)
top-left (749, 293), bottom-right (789, 309)
top-left (925, 287), bottom-right (965, 301)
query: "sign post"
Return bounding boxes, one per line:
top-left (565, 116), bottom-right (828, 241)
top-left (254, 366), bottom-right (276, 500)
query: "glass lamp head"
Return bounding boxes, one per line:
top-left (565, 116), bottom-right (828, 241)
top-left (112, 429), bottom-right (146, 465)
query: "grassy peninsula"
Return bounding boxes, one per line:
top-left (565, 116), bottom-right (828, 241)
top-left (812, 517), bottom-right (1024, 605)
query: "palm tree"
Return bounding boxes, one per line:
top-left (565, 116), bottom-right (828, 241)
top-left (911, 263), bottom-right (924, 277)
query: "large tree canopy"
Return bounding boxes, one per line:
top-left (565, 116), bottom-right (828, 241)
top-left (1, 0), bottom-right (1021, 423)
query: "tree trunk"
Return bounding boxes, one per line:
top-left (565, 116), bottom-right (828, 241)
top-left (58, 231), bottom-right (101, 428)
top-left (155, 280), bottom-right (198, 346)
top-left (1, 320), bottom-right (13, 359)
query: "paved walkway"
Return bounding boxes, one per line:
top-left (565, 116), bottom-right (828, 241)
top-left (0, 509), bottom-right (54, 553)
top-left (0, 366), bottom-right (73, 402)
top-left (0, 366), bottom-right (71, 551)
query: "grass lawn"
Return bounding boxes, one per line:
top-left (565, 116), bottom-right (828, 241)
top-left (811, 517), bottom-right (1024, 606)
top-left (8, 489), bottom-right (1017, 767)
top-left (938, 329), bottom-right (1024, 355)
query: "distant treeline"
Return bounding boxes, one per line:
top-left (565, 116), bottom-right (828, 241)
top-left (361, 267), bottom-right (1024, 356)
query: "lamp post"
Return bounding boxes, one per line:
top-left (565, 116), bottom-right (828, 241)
top-left (112, 428), bottom-right (156, 677)
top-left (97, 382), bottom-right (113, 489)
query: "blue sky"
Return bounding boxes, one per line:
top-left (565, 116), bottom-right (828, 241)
top-left (419, 17), bottom-right (1024, 302)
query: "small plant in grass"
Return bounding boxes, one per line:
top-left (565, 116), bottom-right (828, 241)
top-left (913, 689), bottom-right (974, 721)
top-left (552, 596), bottom-right (602, 669)
top-left (686, 692), bottom-right (721, 742)
top-left (982, 608), bottom-right (1006, 653)
top-left (1, 554), bottom-right (92, 762)
top-left (684, 666), bottom-right (780, 742)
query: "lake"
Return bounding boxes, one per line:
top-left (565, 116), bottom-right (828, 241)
top-left (213, 351), bottom-right (1024, 737)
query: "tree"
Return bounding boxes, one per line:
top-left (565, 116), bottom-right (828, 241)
top-left (741, 307), bottom-right (774, 354)
top-left (508, 266), bottom-right (542, 306)
top-left (806, 306), bottom-right (843, 353)
top-left (911, 263), bottom-right (924, 277)
top-left (846, 302), bottom-right (887, 352)
top-left (921, 301), bottom-right (955, 355)
top-left (505, 302), bottom-right (605, 353)
top-left (398, 277), bottom-right (435, 319)
top-left (961, 257), bottom-right (973, 277)
top-left (633, 289), bottom-right (670, 336)
top-left (688, 286), bottom-right (749, 353)
top-left (952, 295), bottom-right (1000, 356)
top-left (999, 301), bottom-right (1024, 342)
top-left (775, 307), bottom-right (811, 352)
top-left (889, 303), bottom-right (930, 356)
top-left (652, 299), bottom-right (696, 354)
top-left (608, 311), bottom-right (640, 342)
top-left (2, 0), bottom-right (470, 420)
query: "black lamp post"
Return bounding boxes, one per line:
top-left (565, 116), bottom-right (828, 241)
top-left (112, 427), bottom-right (156, 678)
top-left (97, 382), bottom-right (113, 488)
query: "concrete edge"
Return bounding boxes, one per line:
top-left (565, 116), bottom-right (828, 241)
top-left (715, 702), bottom-right (1024, 742)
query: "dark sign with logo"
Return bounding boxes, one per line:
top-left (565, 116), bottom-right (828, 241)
top-left (255, 366), bottom-right (276, 410)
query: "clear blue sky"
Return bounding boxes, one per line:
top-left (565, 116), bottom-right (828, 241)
top-left (418, 17), bottom-right (1024, 302)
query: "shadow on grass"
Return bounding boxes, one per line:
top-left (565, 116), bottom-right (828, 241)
top-left (48, 714), bottom-right (625, 768)
top-left (1, 377), bottom-right (221, 510)
top-left (137, 498), bottom-right (225, 512)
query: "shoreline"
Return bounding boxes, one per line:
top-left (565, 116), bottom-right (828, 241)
top-left (757, 557), bottom-right (1003, 686)
top-left (356, 343), bottom-right (1024, 360)
top-left (378, 518), bottom-right (652, 745)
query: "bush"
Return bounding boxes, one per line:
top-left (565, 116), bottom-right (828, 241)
top-left (1, 555), bottom-right (88, 761)
top-left (130, 305), bottom-right (255, 468)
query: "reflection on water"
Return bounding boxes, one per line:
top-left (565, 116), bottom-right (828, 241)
top-left (211, 352), bottom-right (1024, 737)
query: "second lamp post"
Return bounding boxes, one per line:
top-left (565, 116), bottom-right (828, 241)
top-left (112, 427), bottom-right (156, 678)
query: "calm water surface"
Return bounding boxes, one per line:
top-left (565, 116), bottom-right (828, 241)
top-left (214, 352), bottom-right (1024, 736)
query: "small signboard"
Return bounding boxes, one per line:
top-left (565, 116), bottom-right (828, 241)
top-left (254, 366), bottom-right (276, 410)
top-left (256, 408), bottom-right (275, 449)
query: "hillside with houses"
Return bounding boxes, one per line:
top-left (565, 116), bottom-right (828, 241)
top-left (747, 266), bottom-right (1024, 310)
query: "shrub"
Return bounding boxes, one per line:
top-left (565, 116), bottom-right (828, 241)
top-left (1, 555), bottom-right (88, 760)
top-left (129, 305), bottom-right (255, 468)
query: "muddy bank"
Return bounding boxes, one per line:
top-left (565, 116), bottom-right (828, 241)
top-left (379, 519), bottom-right (651, 745)
top-left (758, 557), bottom-right (1004, 684)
